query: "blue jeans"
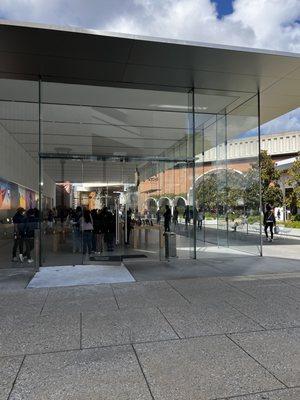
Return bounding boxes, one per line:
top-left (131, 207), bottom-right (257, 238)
top-left (83, 231), bottom-right (93, 255)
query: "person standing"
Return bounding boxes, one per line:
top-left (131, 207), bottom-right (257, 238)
top-left (125, 208), bottom-right (133, 245)
top-left (173, 206), bottom-right (179, 226)
top-left (264, 206), bottom-right (276, 242)
top-left (163, 204), bottom-right (172, 232)
top-left (80, 209), bottom-right (93, 257)
top-left (47, 208), bottom-right (54, 232)
top-left (91, 209), bottom-right (100, 253)
top-left (24, 208), bottom-right (38, 263)
top-left (277, 209), bottom-right (281, 220)
top-left (72, 206), bottom-right (82, 253)
top-left (197, 207), bottom-right (204, 229)
top-left (156, 209), bottom-right (161, 224)
top-left (12, 207), bottom-right (26, 262)
top-left (97, 208), bottom-right (105, 253)
top-left (105, 209), bottom-right (115, 251)
top-left (184, 205), bottom-right (190, 227)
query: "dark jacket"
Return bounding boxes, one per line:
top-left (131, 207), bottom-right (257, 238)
top-left (13, 212), bottom-right (26, 237)
top-left (24, 215), bottom-right (39, 238)
top-left (164, 208), bottom-right (172, 223)
top-left (264, 211), bottom-right (276, 225)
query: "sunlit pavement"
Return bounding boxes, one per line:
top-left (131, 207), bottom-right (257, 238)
top-left (0, 254), bottom-right (300, 400)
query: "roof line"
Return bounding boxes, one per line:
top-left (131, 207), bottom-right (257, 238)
top-left (0, 18), bottom-right (299, 59)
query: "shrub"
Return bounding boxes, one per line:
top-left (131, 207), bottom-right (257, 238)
top-left (284, 221), bottom-right (300, 229)
top-left (247, 215), bottom-right (261, 224)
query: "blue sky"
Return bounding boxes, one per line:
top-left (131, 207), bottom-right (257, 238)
top-left (0, 0), bottom-right (299, 138)
top-left (212, 0), bottom-right (234, 18)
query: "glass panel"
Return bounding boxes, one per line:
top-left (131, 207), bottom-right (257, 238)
top-left (194, 89), bottom-right (260, 257)
top-left (216, 112), bottom-right (228, 247)
top-left (226, 94), bottom-right (261, 255)
top-left (202, 115), bottom-right (219, 246)
top-left (194, 116), bottom-right (205, 248)
top-left (0, 78), bottom-right (40, 269)
top-left (38, 80), bottom-right (260, 265)
top-left (41, 81), bottom-right (194, 262)
top-left (41, 158), bottom-right (83, 266)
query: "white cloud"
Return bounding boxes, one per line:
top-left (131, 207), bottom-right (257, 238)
top-left (104, 0), bottom-right (300, 53)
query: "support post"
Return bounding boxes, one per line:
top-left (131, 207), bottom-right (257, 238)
top-left (192, 88), bottom-right (197, 259)
top-left (38, 77), bottom-right (42, 269)
top-left (258, 90), bottom-right (263, 257)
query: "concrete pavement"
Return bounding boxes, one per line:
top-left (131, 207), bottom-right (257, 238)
top-left (0, 255), bottom-right (300, 400)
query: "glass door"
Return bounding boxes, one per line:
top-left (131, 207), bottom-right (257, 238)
top-left (41, 158), bottom-right (84, 266)
top-left (41, 155), bottom-right (199, 267)
top-left (80, 158), bottom-right (162, 262)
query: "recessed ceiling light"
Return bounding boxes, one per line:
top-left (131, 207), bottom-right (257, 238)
top-left (149, 104), bottom-right (207, 111)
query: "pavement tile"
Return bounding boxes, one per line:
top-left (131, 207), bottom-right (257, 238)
top-left (0, 356), bottom-right (23, 400)
top-left (112, 280), bottom-right (170, 290)
top-left (159, 302), bottom-right (263, 338)
top-left (41, 284), bottom-right (118, 315)
top-left (134, 336), bottom-right (284, 400)
top-left (205, 257), bottom-right (300, 275)
top-left (224, 279), bottom-right (300, 302)
top-left (225, 294), bottom-right (300, 329)
top-left (9, 346), bottom-right (152, 400)
top-left (82, 307), bottom-right (178, 348)
top-left (112, 280), bottom-right (189, 309)
top-left (0, 288), bottom-right (48, 317)
top-left (226, 387), bottom-right (300, 399)
top-left (125, 259), bottom-right (221, 281)
top-left (168, 277), bottom-right (254, 303)
top-left (283, 278), bottom-right (300, 288)
top-left (168, 277), bottom-right (225, 291)
top-left (0, 313), bottom-right (80, 356)
top-left (229, 328), bottom-right (300, 387)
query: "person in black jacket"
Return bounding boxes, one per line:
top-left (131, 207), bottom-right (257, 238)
top-left (184, 205), bottom-right (190, 226)
top-left (163, 204), bottom-right (172, 232)
top-left (124, 208), bottom-right (133, 245)
top-left (24, 208), bottom-right (38, 263)
top-left (91, 209), bottom-right (99, 253)
top-left (12, 207), bottom-right (26, 262)
top-left (263, 205), bottom-right (276, 242)
top-left (103, 208), bottom-right (115, 251)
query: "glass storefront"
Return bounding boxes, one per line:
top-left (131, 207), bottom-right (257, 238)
top-left (0, 77), bottom-right (261, 269)
top-left (194, 93), bottom-right (261, 255)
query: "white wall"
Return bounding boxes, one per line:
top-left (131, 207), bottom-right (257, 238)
top-left (0, 124), bottom-right (56, 203)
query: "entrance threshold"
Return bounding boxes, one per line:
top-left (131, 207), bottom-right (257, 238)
top-left (27, 264), bottom-right (135, 288)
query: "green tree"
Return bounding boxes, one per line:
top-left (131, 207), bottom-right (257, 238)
top-left (243, 167), bottom-right (260, 211)
top-left (196, 170), bottom-right (244, 212)
top-left (196, 151), bottom-right (283, 215)
top-left (244, 150), bottom-right (283, 208)
top-left (196, 172), bottom-right (218, 211)
top-left (286, 155), bottom-right (300, 214)
top-left (260, 150), bottom-right (283, 207)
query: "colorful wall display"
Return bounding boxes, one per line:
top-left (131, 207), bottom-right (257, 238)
top-left (18, 187), bottom-right (26, 209)
top-left (0, 180), bottom-right (11, 210)
top-left (0, 177), bottom-right (38, 214)
top-left (25, 189), bottom-right (36, 209)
